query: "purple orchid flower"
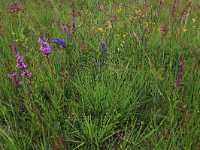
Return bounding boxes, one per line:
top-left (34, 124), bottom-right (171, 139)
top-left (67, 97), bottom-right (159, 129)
top-left (16, 54), bottom-right (27, 70)
top-left (38, 38), bottom-right (50, 57)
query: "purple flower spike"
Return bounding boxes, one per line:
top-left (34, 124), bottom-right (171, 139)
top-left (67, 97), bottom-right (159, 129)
top-left (7, 72), bottom-right (18, 85)
top-left (101, 39), bottom-right (107, 54)
top-left (69, 26), bottom-right (74, 39)
top-left (52, 38), bottom-right (66, 48)
top-left (62, 23), bottom-right (67, 33)
top-left (68, 9), bottom-right (75, 38)
top-left (8, 44), bottom-right (32, 86)
top-left (16, 54), bottom-right (27, 70)
top-left (7, 72), bottom-right (17, 79)
top-left (176, 58), bottom-right (184, 88)
top-left (38, 38), bottom-right (50, 57)
top-left (38, 37), bottom-right (43, 43)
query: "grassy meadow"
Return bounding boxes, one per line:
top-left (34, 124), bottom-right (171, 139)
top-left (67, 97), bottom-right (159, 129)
top-left (0, 0), bottom-right (200, 149)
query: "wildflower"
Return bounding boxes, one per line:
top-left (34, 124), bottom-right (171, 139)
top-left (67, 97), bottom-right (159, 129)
top-left (69, 26), bottom-right (74, 38)
top-left (7, 72), bottom-right (17, 79)
top-left (171, 0), bottom-right (178, 16)
top-left (117, 7), bottom-right (122, 14)
top-left (15, 53), bottom-right (32, 79)
top-left (38, 37), bottom-right (43, 43)
top-left (101, 39), bottom-right (107, 53)
top-left (108, 24), bottom-right (112, 29)
top-left (68, 10), bottom-right (75, 38)
top-left (107, 22), bottom-right (112, 29)
top-left (192, 18), bottom-right (196, 23)
top-left (176, 58), bottom-right (184, 88)
top-left (98, 27), bottom-right (104, 32)
top-left (179, 2), bottom-right (192, 23)
top-left (182, 28), bottom-right (187, 32)
top-left (16, 54), bottom-right (27, 70)
top-left (62, 23), bottom-right (67, 33)
top-left (7, 72), bottom-right (18, 85)
top-left (8, 44), bottom-right (32, 86)
top-left (38, 38), bottom-right (50, 57)
top-left (52, 38), bottom-right (66, 48)
top-left (21, 70), bottom-right (32, 78)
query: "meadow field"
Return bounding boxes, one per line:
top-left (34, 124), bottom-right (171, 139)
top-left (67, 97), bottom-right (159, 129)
top-left (0, 0), bottom-right (200, 149)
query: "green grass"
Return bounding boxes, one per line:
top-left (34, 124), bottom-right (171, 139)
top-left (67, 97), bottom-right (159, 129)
top-left (0, 0), bottom-right (200, 149)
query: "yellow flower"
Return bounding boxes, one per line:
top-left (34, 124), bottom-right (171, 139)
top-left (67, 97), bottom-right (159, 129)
top-left (193, 25), bottom-right (196, 28)
top-left (98, 27), bottom-right (104, 32)
top-left (117, 7), bottom-right (122, 14)
top-left (192, 18), bottom-right (196, 23)
top-left (182, 28), bottom-right (187, 32)
top-left (108, 24), bottom-right (112, 29)
top-left (123, 32), bottom-right (128, 37)
top-left (107, 22), bottom-right (112, 29)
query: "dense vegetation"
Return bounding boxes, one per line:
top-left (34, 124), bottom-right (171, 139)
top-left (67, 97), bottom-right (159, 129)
top-left (0, 0), bottom-right (199, 149)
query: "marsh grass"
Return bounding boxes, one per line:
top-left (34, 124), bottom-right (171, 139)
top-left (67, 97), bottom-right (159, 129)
top-left (0, 0), bottom-right (200, 149)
